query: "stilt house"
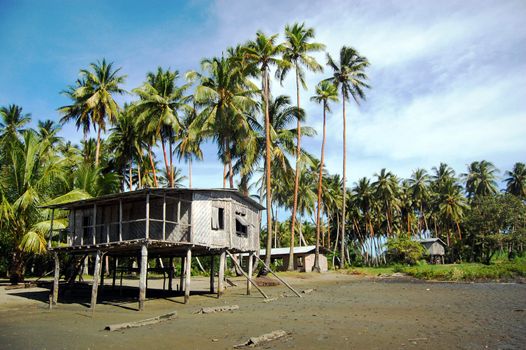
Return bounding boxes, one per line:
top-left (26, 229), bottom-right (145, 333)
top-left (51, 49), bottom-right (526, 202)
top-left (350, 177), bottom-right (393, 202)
top-left (45, 188), bottom-right (264, 310)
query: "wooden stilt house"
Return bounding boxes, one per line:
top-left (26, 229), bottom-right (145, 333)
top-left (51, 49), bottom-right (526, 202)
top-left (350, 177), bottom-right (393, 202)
top-left (45, 188), bottom-right (264, 310)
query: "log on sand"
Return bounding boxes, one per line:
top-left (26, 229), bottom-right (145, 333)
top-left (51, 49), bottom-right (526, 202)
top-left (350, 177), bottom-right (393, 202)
top-left (234, 330), bottom-right (289, 348)
top-left (195, 305), bottom-right (239, 314)
top-left (104, 311), bottom-right (177, 331)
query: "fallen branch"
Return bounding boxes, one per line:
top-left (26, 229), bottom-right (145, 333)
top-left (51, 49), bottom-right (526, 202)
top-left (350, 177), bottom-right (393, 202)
top-left (302, 289), bottom-right (314, 294)
top-left (104, 311), bottom-right (177, 331)
top-left (226, 278), bottom-right (237, 287)
top-left (195, 305), bottom-right (239, 314)
top-left (234, 330), bottom-right (288, 348)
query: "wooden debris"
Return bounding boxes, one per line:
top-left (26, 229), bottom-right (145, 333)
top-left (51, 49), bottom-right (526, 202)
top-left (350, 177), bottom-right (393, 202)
top-left (104, 311), bottom-right (177, 331)
top-left (262, 297), bottom-right (278, 303)
top-left (226, 278), bottom-right (237, 287)
top-left (195, 305), bottom-right (239, 314)
top-left (302, 288), bottom-right (314, 294)
top-left (234, 330), bottom-right (289, 348)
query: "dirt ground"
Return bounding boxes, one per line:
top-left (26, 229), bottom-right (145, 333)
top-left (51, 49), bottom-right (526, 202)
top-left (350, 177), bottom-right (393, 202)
top-left (0, 272), bottom-right (525, 349)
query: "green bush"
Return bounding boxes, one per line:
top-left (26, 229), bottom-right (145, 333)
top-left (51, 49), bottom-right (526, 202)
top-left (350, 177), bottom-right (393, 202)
top-left (386, 236), bottom-right (426, 265)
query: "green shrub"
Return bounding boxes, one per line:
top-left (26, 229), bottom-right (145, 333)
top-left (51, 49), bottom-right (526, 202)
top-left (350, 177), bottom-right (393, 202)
top-left (386, 236), bottom-right (426, 265)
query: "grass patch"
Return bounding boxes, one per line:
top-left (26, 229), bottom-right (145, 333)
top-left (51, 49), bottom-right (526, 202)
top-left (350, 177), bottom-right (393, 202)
top-left (346, 266), bottom-right (396, 276)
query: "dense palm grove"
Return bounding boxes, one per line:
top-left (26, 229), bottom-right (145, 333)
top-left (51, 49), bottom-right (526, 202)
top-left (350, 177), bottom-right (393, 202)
top-left (1, 23), bottom-right (525, 283)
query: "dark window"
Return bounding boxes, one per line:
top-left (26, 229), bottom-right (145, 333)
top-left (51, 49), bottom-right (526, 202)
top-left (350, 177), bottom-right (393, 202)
top-left (218, 208), bottom-right (224, 230)
top-left (82, 215), bottom-right (92, 243)
top-left (236, 218), bottom-right (248, 237)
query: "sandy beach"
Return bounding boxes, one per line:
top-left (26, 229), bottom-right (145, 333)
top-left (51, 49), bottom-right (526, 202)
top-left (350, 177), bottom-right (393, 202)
top-left (0, 272), bottom-right (525, 349)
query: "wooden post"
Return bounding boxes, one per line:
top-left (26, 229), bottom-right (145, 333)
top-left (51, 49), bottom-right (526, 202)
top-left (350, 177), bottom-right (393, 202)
top-left (92, 204), bottom-right (97, 245)
top-left (218, 250), bottom-right (225, 298)
top-left (139, 244), bottom-right (148, 311)
top-left (48, 209), bottom-right (55, 249)
top-left (247, 252), bottom-right (253, 295)
top-left (162, 193), bottom-right (166, 240)
top-left (112, 257), bottom-right (117, 289)
top-left (145, 193), bottom-right (150, 239)
top-left (179, 257), bottom-right (185, 292)
top-left (90, 250), bottom-right (102, 310)
top-left (168, 257), bottom-right (173, 291)
top-left (226, 251), bottom-right (268, 299)
top-left (119, 199), bottom-right (123, 242)
top-left (254, 254), bottom-right (302, 298)
top-left (209, 255), bottom-right (215, 294)
top-left (184, 248), bottom-right (191, 304)
top-left (51, 252), bottom-right (59, 306)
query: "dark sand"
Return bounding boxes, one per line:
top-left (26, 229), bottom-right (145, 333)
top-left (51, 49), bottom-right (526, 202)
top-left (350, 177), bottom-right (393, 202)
top-left (0, 272), bottom-right (525, 349)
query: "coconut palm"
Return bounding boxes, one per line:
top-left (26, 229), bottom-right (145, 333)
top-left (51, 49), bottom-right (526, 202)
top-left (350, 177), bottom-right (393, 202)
top-left (0, 131), bottom-right (67, 283)
top-left (462, 160), bottom-right (499, 200)
top-left (243, 32), bottom-right (288, 267)
top-left (372, 168), bottom-right (400, 236)
top-left (0, 104), bottom-right (31, 143)
top-left (407, 168), bottom-right (431, 233)
top-left (279, 22), bottom-right (325, 271)
top-left (69, 59), bottom-right (126, 165)
top-left (505, 162), bottom-right (526, 198)
top-left (310, 81), bottom-right (338, 271)
top-left (326, 46), bottom-right (370, 268)
top-left (133, 67), bottom-right (191, 187)
top-left (174, 106), bottom-right (204, 188)
top-left (58, 79), bottom-right (92, 146)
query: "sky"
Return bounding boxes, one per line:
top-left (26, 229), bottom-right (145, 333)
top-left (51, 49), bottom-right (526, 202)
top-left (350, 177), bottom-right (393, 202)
top-left (1, 0), bottom-right (525, 199)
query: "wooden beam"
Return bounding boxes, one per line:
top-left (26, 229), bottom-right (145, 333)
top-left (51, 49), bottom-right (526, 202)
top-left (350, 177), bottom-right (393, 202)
top-left (48, 209), bottom-right (55, 249)
top-left (184, 248), bottom-right (192, 304)
top-left (119, 199), bottom-right (123, 241)
top-left (145, 193), bottom-right (150, 239)
top-left (226, 251), bottom-right (268, 299)
top-left (179, 257), bottom-right (185, 292)
top-left (218, 250), bottom-right (225, 298)
top-left (162, 192), bottom-right (166, 240)
top-left (92, 204), bottom-right (97, 245)
top-left (168, 257), bottom-right (173, 291)
top-left (247, 252), bottom-right (253, 295)
top-left (112, 257), bottom-right (117, 289)
top-left (51, 252), bottom-right (59, 306)
top-left (254, 254), bottom-right (302, 298)
top-left (90, 250), bottom-right (102, 310)
top-left (139, 244), bottom-right (148, 311)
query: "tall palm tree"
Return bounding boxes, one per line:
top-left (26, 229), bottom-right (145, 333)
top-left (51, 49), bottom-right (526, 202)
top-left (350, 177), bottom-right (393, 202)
top-left (58, 78), bottom-right (92, 146)
top-left (310, 81), bottom-right (338, 271)
top-left (372, 168), bottom-right (399, 236)
top-left (133, 67), bottom-right (191, 187)
top-left (279, 22), bottom-right (325, 271)
top-left (0, 104), bottom-right (31, 143)
top-left (69, 59), bottom-right (126, 166)
top-left (462, 160), bottom-right (499, 200)
top-left (244, 32), bottom-right (288, 267)
top-left (505, 162), bottom-right (526, 198)
top-left (174, 106), bottom-right (204, 188)
top-left (326, 46), bottom-right (370, 268)
top-left (407, 168), bottom-right (431, 233)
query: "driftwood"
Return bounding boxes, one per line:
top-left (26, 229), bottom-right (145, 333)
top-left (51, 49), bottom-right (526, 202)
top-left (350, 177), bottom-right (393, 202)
top-left (234, 330), bottom-right (289, 348)
top-left (195, 305), bottom-right (239, 314)
top-left (302, 288), bottom-right (314, 294)
top-left (104, 311), bottom-right (177, 331)
top-left (262, 297), bottom-right (278, 303)
top-left (226, 278), bottom-right (237, 287)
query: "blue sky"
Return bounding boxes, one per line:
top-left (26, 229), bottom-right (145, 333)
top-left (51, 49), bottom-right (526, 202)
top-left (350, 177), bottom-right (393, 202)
top-left (1, 0), bottom-right (525, 199)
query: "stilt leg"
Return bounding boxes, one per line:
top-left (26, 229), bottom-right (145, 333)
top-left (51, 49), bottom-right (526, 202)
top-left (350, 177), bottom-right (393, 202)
top-left (247, 252), bottom-right (253, 295)
top-left (90, 250), bottom-right (102, 310)
top-left (139, 245), bottom-right (148, 311)
top-left (51, 252), bottom-right (60, 306)
top-left (112, 257), bottom-right (117, 289)
top-left (184, 248), bottom-right (191, 304)
top-left (218, 250), bottom-right (225, 298)
top-left (168, 257), bottom-right (173, 291)
top-left (179, 257), bottom-right (185, 292)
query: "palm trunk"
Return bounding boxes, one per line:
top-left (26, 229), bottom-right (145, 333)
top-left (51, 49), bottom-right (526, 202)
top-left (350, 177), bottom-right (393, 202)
top-left (340, 95), bottom-right (347, 269)
top-left (228, 147), bottom-right (234, 189)
top-left (129, 158), bottom-right (133, 191)
top-left (313, 102), bottom-right (327, 272)
top-left (161, 138), bottom-right (172, 187)
top-left (138, 162), bottom-right (143, 189)
top-left (8, 249), bottom-right (25, 285)
top-left (288, 68), bottom-right (302, 271)
top-left (169, 138), bottom-right (174, 187)
top-left (95, 125), bottom-right (102, 166)
top-left (223, 163), bottom-right (227, 188)
top-left (148, 145), bottom-right (158, 187)
top-left (188, 158), bottom-right (192, 189)
top-left (263, 71), bottom-right (273, 268)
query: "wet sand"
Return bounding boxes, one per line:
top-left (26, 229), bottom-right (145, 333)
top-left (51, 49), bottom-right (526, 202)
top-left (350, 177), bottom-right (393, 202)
top-left (0, 272), bottom-right (525, 349)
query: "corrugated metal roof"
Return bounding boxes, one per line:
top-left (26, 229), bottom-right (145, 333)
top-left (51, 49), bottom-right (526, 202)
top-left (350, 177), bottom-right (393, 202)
top-left (42, 188), bottom-right (265, 211)
top-left (416, 237), bottom-right (447, 246)
top-left (260, 245), bottom-right (317, 255)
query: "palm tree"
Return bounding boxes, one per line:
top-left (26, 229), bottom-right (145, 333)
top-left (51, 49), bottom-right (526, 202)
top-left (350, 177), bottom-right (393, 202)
top-left (462, 160), bottom-right (499, 200)
top-left (133, 67), bottom-right (191, 187)
top-left (0, 104), bottom-right (31, 157)
top-left (326, 46), bottom-right (370, 268)
top-left (243, 32), bottom-right (288, 267)
top-left (69, 59), bottom-right (126, 166)
top-left (279, 22), bottom-right (325, 271)
top-left (174, 106), bottom-right (204, 188)
top-left (372, 168), bottom-right (399, 236)
top-left (407, 168), bottom-right (431, 234)
top-left (310, 81), bottom-right (338, 271)
top-left (0, 131), bottom-right (67, 283)
top-left (505, 162), bottom-right (526, 198)
top-left (58, 78), bottom-right (92, 146)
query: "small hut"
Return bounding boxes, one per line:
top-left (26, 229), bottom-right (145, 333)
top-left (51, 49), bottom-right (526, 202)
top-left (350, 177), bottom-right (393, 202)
top-left (259, 246), bottom-right (329, 272)
top-left (417, 238), bottom-right (446, 264)
top-left (44, 188), bottom-right (264, 310)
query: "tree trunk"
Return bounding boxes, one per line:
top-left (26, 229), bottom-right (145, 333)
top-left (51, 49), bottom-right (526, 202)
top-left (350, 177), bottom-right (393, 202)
top-left (228, 148), bottom-right (234, 189)
top-left (263, 71), bottom-right (273, 269)
top-left (129, 158), bottom-right (133, 191)
top-left (138, 162), bottom-right (143, 189)
top-left (169, 138), bottom-right (174, 187)
top-left (161, 138), bottom-right (172, 188)
top-left (313, 103), bottom-right (327, 273)
top-left (148, 145), bottom-right (158, 187)
top-left (223, 163), bottom-right (227, 188)
top-left (188, 158), bottom-right (192, 189)
top-left (9, 249), bottom-right (25, 285)
top-left (340, 95), bottom-right (347, 269)
top-left (95, 125), bottom-right (102, 166)
top-left (288, 68), bottom-right (302, 271)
